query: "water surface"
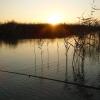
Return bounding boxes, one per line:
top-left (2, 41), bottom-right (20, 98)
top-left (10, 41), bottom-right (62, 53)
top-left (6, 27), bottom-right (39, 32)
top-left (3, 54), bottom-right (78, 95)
top-left (0, 32), bottom-right (100, 88)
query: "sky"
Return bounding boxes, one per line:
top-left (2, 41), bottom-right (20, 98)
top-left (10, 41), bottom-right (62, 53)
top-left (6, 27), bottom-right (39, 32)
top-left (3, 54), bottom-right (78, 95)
top-left (0, 0), bottom-right (100, 23)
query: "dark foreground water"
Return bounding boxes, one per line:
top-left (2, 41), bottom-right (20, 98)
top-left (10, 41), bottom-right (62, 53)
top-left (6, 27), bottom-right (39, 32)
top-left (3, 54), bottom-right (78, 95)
top-left (0, 32), bottom-right (100, 100)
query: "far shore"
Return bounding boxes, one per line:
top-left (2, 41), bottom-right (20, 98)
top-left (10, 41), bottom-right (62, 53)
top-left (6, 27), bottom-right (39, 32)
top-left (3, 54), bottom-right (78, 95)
top-left (0, 22), bottom-right (100, 39)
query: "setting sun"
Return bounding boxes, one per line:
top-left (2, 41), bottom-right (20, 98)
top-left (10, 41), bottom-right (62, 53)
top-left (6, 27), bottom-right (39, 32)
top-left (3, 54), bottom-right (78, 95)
top-left (47, 14), bottom-right (62, 25)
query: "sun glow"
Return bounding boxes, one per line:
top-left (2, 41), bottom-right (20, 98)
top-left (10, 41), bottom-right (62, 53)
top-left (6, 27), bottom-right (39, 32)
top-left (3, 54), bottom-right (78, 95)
top-left (47, 14), bottom-right (62, 25)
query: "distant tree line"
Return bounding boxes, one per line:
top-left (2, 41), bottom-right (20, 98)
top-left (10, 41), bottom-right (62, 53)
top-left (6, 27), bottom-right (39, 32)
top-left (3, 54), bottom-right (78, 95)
top-left (0, 21), bottom-right (100, 39)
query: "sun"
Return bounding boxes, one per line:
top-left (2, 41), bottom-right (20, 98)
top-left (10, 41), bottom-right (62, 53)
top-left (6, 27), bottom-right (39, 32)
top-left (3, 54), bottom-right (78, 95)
top-left (47, 14), bottom-right (62, 25)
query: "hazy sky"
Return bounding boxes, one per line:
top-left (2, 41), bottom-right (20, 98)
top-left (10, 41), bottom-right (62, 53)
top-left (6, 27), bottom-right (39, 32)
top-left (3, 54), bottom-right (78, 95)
top-left (0, 0), bottom-right (100, 23)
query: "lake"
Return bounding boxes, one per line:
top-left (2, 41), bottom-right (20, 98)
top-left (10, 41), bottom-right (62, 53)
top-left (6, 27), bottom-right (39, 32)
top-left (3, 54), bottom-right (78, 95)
top-left (0, 31), bottom-right (100, 87)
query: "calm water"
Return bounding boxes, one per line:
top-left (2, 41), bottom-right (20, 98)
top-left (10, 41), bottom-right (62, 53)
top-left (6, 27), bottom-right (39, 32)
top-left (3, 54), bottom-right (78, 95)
top-left (0, 32), bottom-right (100, 88)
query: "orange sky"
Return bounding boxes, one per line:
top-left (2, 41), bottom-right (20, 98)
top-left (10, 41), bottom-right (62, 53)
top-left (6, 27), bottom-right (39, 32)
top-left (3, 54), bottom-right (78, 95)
top-left (0, 0), bottom-right (100, 23)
